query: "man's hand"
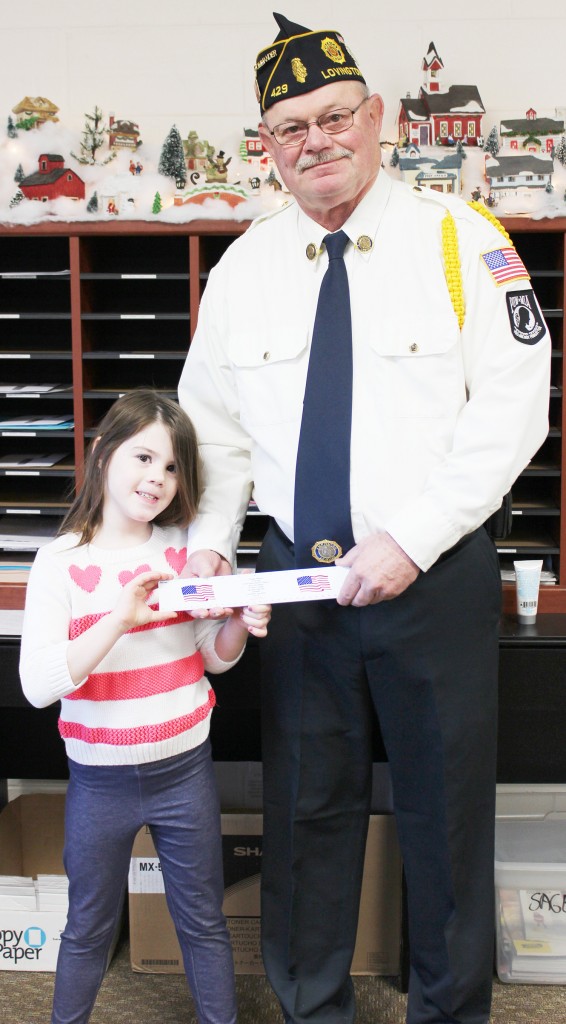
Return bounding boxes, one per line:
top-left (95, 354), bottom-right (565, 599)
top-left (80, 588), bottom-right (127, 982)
top-left (182, 548), bottom-right (234, 619)
top-left (335, 532), bottom-right (420, 606)
top-left (182, 549), bottom-right (232, 579)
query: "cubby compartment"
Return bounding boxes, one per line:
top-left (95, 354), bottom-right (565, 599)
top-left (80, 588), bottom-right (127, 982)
top-left (79, 235), bottom-right (189, 277)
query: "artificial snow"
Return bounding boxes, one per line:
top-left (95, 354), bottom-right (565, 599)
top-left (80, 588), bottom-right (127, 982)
top-left (1, 113), bottom-right (566, 225)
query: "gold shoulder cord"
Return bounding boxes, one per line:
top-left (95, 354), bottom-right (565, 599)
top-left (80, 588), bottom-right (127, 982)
top-left (441, 202), bottom-right (514, 331)
top-left (441, 211), bottom-right (466, 330)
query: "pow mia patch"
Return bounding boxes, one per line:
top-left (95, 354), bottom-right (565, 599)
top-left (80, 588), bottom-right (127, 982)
top-left (506, 289), bottom-right (547, 345)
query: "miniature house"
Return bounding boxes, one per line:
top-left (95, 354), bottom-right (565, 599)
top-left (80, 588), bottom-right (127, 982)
top-left (398, 42), bottom-right (485, 147)
top-left (184, 131), bottom-right (215, 175)
top-left (108, 116), bottom-right (141, 150)
top-left (499, 110), bottom-right (565, 155)
top-left (398, 150), bottom-right (462, 193)
top-left (241, 129), bottom-right (273, 175)
top-left (12, 96), bottom-right (59, 128)
top-left (484, 154), bottom-right (554, 195)
top-left (19, 154), bottom-right (85, 202)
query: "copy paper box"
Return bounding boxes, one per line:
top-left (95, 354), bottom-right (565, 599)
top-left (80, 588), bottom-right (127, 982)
top-left (0, 795), bottom-right (66, 971)
top-left (0, 794), bottom-right (121, 972)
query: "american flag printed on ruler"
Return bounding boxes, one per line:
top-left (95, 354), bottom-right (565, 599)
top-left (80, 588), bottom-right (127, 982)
top-left (297, 574), bottom-right (331, 593)
top-left (481, 247), bottom-right (529, 285)
top-left (181, 582), bottom-right (215, 603)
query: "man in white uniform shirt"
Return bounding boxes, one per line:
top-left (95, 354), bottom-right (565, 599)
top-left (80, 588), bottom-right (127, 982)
top-left (179, 13), bottom-right (550, 1024)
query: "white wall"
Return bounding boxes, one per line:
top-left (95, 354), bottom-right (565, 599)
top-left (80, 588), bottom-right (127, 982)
top-left (1, 0), bottom-right (565, 160)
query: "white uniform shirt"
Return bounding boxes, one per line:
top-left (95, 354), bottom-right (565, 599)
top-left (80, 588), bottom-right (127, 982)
top-left (179, 171), bottom-right (550, 571)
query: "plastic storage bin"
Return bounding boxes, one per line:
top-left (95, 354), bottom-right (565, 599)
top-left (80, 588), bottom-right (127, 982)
top-left (495, 816), bottom-right (566, 984)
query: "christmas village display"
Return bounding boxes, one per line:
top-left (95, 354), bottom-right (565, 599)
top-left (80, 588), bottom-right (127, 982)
top-left (2, 50), bottom-right (566, 226)
top-left (391, 43), bottom-right (566, 215)
top-left (3, 98), bottom-right (282, 224)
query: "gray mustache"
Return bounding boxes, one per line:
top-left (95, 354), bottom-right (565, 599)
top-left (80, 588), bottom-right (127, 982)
top-left (296, 147), bottom-right (354, 173)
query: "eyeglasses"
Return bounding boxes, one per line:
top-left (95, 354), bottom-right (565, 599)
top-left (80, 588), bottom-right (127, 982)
top-left (268, 98), bottom-right (369, 148)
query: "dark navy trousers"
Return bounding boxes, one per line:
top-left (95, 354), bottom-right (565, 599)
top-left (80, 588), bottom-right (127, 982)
top-left (257, 524), bottom-right (500, 1024)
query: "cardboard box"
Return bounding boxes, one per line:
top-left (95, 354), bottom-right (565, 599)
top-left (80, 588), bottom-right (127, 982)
top-left (495, 815), bottom-right (566, 984)
top-left (0, 794), bottom-right (67, 971)
top-left (0, 793), bottom-right (121, 972)
top-left (128, 813), bottom-right (402, 976)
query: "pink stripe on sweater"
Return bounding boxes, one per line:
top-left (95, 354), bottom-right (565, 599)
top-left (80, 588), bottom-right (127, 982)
top-left (59, 689), bottom-right (216, 746)
top-left (69, 608), bottom-right (194, 640)
top-left (65, 651), bottom-right (205, 702)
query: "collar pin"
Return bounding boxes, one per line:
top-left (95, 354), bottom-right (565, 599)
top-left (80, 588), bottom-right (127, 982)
top-left (356, 235), bottom-right (373, 253)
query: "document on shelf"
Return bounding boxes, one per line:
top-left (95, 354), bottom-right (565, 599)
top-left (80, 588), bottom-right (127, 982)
top-left (1, 384), bottom-right (64, 394)
top-left (0, 513), bottom-right (59, 550)
top-left (0, 269), bottom-right (70, 278)
top-left (158, 567), bottom-right (350, 611)
top-left (0, 416), bottom-right (74, 429)
top-left (0, 453), bottom-right (68, 468)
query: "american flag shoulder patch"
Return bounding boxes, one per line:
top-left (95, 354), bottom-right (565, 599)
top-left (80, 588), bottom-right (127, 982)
top-left (481, 247), bottom-right (530, 286)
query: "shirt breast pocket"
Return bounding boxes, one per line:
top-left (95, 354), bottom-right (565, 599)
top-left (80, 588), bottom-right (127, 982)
top-left (368, 321), bottom-right (464, 419)
top-left (228, 329), bottom-right (308, 428)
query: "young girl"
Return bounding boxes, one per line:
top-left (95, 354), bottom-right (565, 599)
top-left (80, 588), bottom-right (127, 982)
top-left (19, 389), bottom-right (270, 1024)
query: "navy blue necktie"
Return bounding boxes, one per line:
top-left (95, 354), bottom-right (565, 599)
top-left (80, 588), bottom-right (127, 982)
top-left (294, 230), bottom-right (356, 568)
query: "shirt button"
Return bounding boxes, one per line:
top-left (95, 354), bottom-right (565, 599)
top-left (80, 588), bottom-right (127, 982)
top-left (410, 343), bottom-right (419, 353)
top-left (263, 351), bottom-right (270, 361)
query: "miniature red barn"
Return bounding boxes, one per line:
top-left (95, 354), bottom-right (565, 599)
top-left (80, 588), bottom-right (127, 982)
top-left (19, 154), bottom-right (85, 202)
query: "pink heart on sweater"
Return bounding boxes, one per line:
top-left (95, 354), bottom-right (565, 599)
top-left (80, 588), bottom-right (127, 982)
top-left (118, 564), bottom-right (151, 587)
top-left (69, 564), bottom-right (102, 593)
top-left (164, 547), bottom-right (187, 575)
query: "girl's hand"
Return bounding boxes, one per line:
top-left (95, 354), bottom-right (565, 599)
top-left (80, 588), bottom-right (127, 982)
top-left (65, 571), bottom-right (177, 687)
top-left (190, 604), bottom-right (234, 621)
top-left (213, 602), bottom-right (271, 663)
top-left (234, 603), bottom-right (271, 638)
top-left (113, 571), bottom-right (178, 631)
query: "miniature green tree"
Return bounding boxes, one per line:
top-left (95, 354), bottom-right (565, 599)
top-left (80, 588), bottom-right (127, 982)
top-left (9, 189), bottom-right (24, 208)
top-left (15, 115), bottom-right (39, 131)
top-left (86, 192), bottom-right (99, 214)
top-left (152, 192), bottom-right (163, 214)
top-left (14, 164), bottom-right (24, 184)
top-left (554, 135), bottom-right (566, 167)
top-left (71, 106), bottom-right (116, 165)
top-left (483, 127), bottom-right (500, 158)
top-left (390, 146), bottom-right (399, 168)
top-left (158, 125), bottom-right (187, 189)
top-left (7, 116), bottom-right (17, 138)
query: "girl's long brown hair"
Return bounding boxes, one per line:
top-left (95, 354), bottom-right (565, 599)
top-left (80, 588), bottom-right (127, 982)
top-left (59, 389), bottom-right (202, 545)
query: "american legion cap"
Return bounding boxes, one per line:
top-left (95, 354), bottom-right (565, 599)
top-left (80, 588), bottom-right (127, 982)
top-left (254, 12), bottom-right (366, 112)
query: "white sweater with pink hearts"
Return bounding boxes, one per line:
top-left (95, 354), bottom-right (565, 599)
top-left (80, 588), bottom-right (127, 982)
top-left (19, 526), bottom-right (242, 766)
